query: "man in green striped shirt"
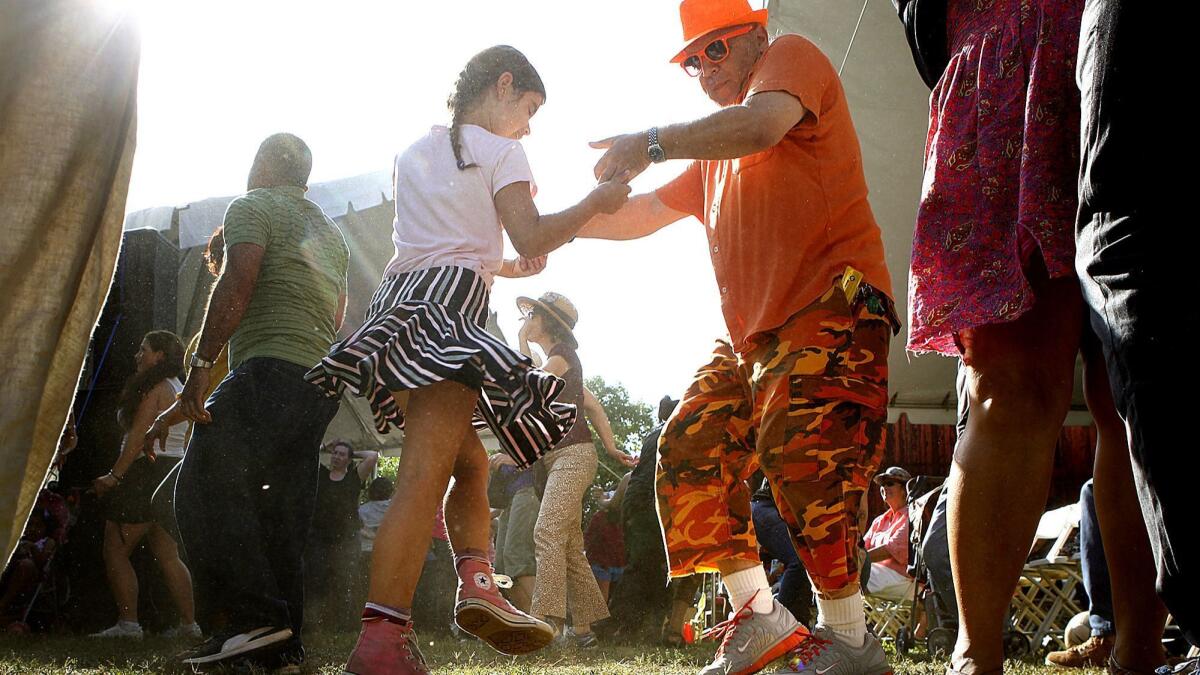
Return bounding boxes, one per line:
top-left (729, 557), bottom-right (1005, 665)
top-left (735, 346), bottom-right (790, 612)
top-left (171, 133), bottom-right (349, 670)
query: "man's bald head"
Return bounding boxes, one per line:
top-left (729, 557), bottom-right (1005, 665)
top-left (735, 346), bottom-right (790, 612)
top-left (247, 133), bottom-right (312, 190)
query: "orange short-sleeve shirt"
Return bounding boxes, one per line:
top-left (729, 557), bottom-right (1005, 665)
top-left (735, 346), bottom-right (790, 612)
top-left (656, 34), bottom-right (892, 351)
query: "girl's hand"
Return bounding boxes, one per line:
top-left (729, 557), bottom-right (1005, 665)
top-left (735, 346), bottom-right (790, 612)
top-left (505, 255), bottom-right (548, 279)
top-left (587, 180), bottom-right (632, 215)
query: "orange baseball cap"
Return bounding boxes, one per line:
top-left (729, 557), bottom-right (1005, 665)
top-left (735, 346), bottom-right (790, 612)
top-left (670, 0), bottom-right (770, 63)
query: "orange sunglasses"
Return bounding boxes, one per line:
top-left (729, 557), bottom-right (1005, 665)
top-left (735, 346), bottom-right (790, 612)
top-left (681, 24), bottom-right (756, 77)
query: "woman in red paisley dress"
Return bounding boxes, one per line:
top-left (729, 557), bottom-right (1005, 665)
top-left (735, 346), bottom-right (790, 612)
top-left (904, 1), bottom-right (1155, 673)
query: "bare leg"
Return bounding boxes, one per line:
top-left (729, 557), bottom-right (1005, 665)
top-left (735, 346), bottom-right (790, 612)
top-left (443, 432), bottom-right (491, 556)
top-left (367, 381), bottom-right (478, 608)
top-left (1084, 345), bottom-right (1168, 671)
top-left (147, 525), bottom-right (195, 626)
top-left (948, 276), bottom-right (1083, 674)
top-left (102, 521), bottom-right (152, 623)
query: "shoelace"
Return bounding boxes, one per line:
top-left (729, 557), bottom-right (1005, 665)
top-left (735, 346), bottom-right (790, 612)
top-left (702, 608), bottom-right (755, 656)
top-left (787, 632), bottom-right (833, 669)
top-left (702, 590), bottom-right (765, 656)
top-left (397, 626), bottom-right (428, 668)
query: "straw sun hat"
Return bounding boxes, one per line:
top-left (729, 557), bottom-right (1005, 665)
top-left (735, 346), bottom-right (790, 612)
top-left (516, 292), bottom-right (579, 350)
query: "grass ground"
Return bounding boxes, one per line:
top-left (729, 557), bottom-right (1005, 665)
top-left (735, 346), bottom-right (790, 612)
top-left (0, 631), bottom-right (1108, 675)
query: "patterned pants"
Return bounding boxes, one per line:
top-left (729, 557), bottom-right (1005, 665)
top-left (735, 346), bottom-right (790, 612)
top-left (656, 281), bottom-right (894, 595)
top-left (530, 443), bottom-right (610, 625)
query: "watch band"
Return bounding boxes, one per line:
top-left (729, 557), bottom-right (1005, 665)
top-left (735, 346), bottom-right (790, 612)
top-left (189, 352), bottom-right (216, 369)
top-left (647, 127), bottom-right (667, 163)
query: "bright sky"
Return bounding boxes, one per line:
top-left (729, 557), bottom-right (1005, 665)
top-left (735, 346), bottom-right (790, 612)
top-left (123, 0), bottom-right (746, 408)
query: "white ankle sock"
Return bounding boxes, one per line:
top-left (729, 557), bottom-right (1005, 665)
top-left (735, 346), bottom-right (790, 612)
top-left (816, 592), bottom-right (867, 646)
top-left (722, 566), bottom-right (774, 614)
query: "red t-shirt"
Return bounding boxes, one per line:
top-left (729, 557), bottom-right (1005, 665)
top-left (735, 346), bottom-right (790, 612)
top-left (656, 34), bottom-right (892, 351)
top-left (584, 509), bottom-right (626, 568)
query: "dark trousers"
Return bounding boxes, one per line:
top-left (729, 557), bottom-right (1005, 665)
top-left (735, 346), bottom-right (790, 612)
top-left (175, 358), bottom-right (339, 636)
top-left (609, 506), bottom-right (672, 635)
top-left (921, 488), bottom-right (957, 627)
top-left (1079, 480), bottom-right (1115, 637)
top-left (751, 499), bottom-right (812, 626)
top-left (1077, 0), bottom-right (1197, 648)
top-left (305, 532), bottom-right (358, 631)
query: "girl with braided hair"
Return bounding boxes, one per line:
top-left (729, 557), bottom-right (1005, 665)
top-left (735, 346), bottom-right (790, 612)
top-left (305, 45), bottom-right (630, 674)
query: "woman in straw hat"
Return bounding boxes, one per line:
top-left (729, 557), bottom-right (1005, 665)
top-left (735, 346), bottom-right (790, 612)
top-left (516, 291), bottom-right (635, 648)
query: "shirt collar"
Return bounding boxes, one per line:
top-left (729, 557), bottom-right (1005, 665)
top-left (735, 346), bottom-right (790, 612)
top-left (251, 185), bottom-right (307, 200)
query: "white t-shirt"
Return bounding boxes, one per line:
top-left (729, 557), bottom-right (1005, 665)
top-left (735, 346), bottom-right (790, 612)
top-left (157, 378), bottom-right (189, 459)
top-left (384, 125), bottom-right (536, 287)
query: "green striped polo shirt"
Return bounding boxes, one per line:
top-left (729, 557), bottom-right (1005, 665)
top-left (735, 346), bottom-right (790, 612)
top-left (221, 186), bottom-right (349, 370)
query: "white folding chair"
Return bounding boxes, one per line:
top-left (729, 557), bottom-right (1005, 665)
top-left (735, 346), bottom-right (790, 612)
top-left (1010, 504), bottom-right (1084, 652)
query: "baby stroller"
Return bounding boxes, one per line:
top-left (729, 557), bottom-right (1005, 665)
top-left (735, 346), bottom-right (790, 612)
top-left (894, 476), bottom-right (1031, 659)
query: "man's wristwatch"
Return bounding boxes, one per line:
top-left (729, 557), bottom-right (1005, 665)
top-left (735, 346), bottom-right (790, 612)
top-left (647, 126), bottom-right (666, 163)
top-left (189, 352), bottom-right (216, 370)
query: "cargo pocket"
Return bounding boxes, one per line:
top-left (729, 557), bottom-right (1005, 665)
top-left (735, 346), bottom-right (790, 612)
top-left (775, 368), bottom-right (889, 486)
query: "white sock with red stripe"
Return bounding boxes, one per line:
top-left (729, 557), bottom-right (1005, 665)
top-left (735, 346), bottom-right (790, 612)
top-left (722, 565), bottom-right (774, 615)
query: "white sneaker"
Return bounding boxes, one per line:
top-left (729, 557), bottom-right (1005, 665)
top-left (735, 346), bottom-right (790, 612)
top-left (162, 622), bottom-right (203, 639)
top-left (90, 621), bottom-right (144, 639)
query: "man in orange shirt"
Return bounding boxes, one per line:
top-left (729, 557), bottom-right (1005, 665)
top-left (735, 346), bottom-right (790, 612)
top-left (580, 1), bottom-right (896, 673)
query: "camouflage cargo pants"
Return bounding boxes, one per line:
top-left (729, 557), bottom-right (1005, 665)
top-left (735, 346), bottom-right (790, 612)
top-left (656, 279), bottom-right (896, 595)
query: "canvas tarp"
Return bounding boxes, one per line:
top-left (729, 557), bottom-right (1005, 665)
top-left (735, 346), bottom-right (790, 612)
top-left (0, 2), bottom-right (139, 562)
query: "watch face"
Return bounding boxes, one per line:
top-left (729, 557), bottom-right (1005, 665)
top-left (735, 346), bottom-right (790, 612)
top-left (648, 144), bottom-right (666, 163)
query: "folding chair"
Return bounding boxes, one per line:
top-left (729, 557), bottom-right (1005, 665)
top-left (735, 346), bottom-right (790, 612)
top-left (1009, 504), bottom-right (1084, 652)
top-left (864, 594), bottom-right (913, 643)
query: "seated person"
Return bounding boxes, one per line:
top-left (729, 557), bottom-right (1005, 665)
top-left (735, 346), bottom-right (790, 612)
top-left (0, 501), bottom-right (63, 623)
top-left (863, 467), bottom-right (916, 602)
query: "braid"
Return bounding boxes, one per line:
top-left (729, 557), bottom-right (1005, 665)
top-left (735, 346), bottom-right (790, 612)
top-left (446, 45), bottom-right (546, 172)
top-left (448, 82), bottom-right (477, 171)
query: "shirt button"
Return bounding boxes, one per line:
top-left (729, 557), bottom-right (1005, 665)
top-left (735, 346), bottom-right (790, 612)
top-left (712, 245), bottom-right (719, 254)
top-left (721, 287), bottom-right (728, 295)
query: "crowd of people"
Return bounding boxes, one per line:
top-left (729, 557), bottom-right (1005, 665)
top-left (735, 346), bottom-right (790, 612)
top-left (3, 0), bottom-right (1193, 673)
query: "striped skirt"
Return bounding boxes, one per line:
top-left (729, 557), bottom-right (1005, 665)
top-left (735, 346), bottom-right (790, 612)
top-left (303, 266), bottom-right (577, 468)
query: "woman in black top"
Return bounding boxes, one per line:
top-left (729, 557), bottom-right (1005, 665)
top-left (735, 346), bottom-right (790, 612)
top-left (307, 440), bottom-right (377, 629)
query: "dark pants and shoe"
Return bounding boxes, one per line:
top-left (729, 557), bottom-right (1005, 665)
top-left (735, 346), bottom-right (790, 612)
top-left (1046, 480), bottom-right (1115, 668)
top-left (752, 497), bottom-right (813, 627)
top-left (1076, 0), bottom-right (1198, 650)
top-left (175, 358), bottom-right (339, 666)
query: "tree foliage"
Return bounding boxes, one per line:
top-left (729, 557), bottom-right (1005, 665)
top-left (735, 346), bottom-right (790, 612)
top-left (584, 375), bottom-right (655, 491)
